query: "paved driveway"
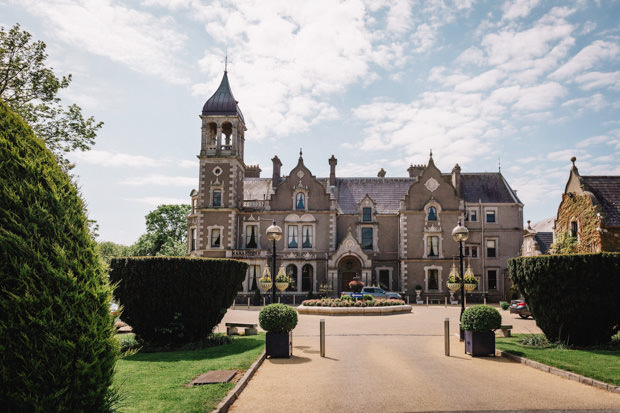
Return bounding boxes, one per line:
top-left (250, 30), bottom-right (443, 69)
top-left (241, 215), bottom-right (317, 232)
top-left (219, 306), bottom-right (620, 412)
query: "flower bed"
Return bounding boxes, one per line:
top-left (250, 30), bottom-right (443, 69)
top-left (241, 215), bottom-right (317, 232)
top-left (301, 298), bottom-right (406, 307)
top-left (298, 298), bottom-right (412, 316)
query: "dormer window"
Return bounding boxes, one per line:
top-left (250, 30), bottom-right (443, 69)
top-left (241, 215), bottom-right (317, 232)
top-left (362, 207), bottom-right (372, 222)
top-left (428, 206), bottom-right (437, 221)
top-left (295, 192), bottom-right (305, 210)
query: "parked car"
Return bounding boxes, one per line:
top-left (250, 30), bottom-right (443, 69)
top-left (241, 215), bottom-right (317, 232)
top-left (509, 299), bottom-right (533, 318)
top-left (342, 287), bottom-right (402, 299)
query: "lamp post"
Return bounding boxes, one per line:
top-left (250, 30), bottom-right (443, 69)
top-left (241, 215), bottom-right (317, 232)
top-left (452, 220), bottom-right (469, 341)
top-left (266, 220), bottom-right (283, 304)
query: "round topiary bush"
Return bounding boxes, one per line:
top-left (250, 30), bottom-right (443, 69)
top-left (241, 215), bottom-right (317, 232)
top-left (500, 302), bottom-right (510, 311)
top-left (259, 304), bottom-right (298, 333)
top-left (0, 101), bottom-right (118, 411)
top-left (461, 305), bottom-right (502, 332)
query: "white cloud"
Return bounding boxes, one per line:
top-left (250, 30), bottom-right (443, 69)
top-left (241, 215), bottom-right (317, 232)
top-left (502, 0), bottom-right (540, 21)
top-left (120, 174), bottom-right (196, 186)
top-left (15, 0), bottom-right (189, 83)
top-left (124, 197), bottom-right (189, 206)
top-left (72, 150), bottom-right (160, 168)
top-left (551, 40), bottom-right (620, 80)
top-left (574, 71), bottom-right (620, 90)
top-left (576, 135), bottom-right (609, 148)
top-left (562, 93), bottom-right (606, 113)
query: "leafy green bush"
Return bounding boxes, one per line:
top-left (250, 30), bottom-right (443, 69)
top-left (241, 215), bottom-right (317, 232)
top-left (509, 253), bottom-right (620, 345)
top-left (109, 257), bottom-right (247, 346)
top-left (500, 302), bottom-right (510, 311)
top-left (363, 294), bottom-right (374, 301)
top-left (0, 101), bottom-right (118, 411)
top-left (461, 305), bottom-right (502, 332)
top-left (258, 304), bottom-right (298, 333)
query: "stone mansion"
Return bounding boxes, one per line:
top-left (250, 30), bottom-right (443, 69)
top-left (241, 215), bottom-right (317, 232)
top-left (187, 72), bottom-right (524, 302)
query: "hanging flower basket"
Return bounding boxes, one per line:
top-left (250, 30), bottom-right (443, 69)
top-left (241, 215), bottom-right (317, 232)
top-left (259, 278), bottom-right (273, 291)
top-left (447, 282), bottom-right (461, 291)
top-left (464, 283), bottom-right (477, 292)
top-left (276, 281), bottom-right (289, 291)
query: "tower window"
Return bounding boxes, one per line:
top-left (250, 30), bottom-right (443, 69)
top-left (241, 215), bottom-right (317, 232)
top-left (570, 221), bottom-right (578, 237)
top-left (190, 228), bottom-right (196, 251)
top-left (211, 228), bottom-right (221, 248)
top-left (427, 206), bottom-right (437, 221)
top-left (296, 193), bottom-right (305, 210)
top-left (213, 190), bottom-right (222, 207)
top-left (362, 207), bottom-right (372, 222)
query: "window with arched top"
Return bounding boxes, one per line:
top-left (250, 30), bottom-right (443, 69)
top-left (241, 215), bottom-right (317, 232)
top-left (428, 206), bottom-right (437, 221)
top-left (295, 192), bottom-right (305, 210)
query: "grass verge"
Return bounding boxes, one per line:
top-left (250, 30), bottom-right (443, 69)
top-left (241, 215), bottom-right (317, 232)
top-left (496, 334), bottom-right (620, 386)
top-left (113, 334), bottom-right (265, 412)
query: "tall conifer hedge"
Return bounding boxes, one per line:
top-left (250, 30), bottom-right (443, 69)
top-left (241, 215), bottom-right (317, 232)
top-left (109, 257), bottom-right (247, 346)
top-left (509, 253), bottom-right (620, 345)
top-left (0, 101), bottom-right (118, 411)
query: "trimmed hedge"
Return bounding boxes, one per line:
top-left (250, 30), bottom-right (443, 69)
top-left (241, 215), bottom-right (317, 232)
top-left (509, 253), bottom-right (620, 345)
top-left (461, 305), bottom-right (502, 332)
top-left (258, 304), bottom-right (298, 333)
top-left (0, 101), bottom-right (118, 411)
top-left (109, 257), bottom-right (247, 346)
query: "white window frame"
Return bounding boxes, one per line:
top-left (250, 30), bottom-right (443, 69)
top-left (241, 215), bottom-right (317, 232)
top-left (464, 244), bottom-right (479, 259)
top-left (190, 227), bottom-right (197, 251)
top-left (486, 238), bottom-right (498, 258)
top-left (423, 233), bottom-right (443, 258)
top-left (361, 206), bottom-right (373, 223)
top-left (301, 224), bottom-right (313, 249)
top-left (424, 265), bottom-right (443, 292)
top-left (467, 207), bottom-right (478, 222)
top-left (485, 207), bottom-right (498, 224)
top-left (358, 224), bottom-right (376, 251)
top-left (207, 225), bottom-right (224, 249)
top-left (243, 223), bottom-right (259, 249)
top-left (286, 224), bottom-right (299, 249)
top-left (211, 187), bottom-right (223, 207)
top-left (487, 268), bottom-right (499, 291)
top-left (293, 189), bottom-right (308, 211)
top-left (375, 267), bottom-right (393, 291)
top-left (284, 214), bottom-right (316, 251)
top-left (424, 201), bottom-right (442, 225)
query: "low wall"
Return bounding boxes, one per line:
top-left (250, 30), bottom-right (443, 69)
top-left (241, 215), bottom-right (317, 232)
top-left (296, 305), bottom-right (412, 316)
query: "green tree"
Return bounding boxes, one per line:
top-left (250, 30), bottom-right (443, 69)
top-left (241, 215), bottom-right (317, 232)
top-left (549, 231), bottom-right (576, 254)
top-left (129, 204), bottom-right (191, 256)
top-left (0, 100), bottom-right (118, 411)
top-left (96, 241), bottom-right (130, 265)
top-left (0, 23), bottom-right (102, 166)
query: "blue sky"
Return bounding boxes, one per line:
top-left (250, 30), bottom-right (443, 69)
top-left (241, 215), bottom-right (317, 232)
top-left (2, 0), bottom-right (619, 245)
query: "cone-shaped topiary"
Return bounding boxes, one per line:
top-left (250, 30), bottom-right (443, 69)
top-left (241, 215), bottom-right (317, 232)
top-left (0, 101), bottom-right (118, 411)
top-left (259, 304), bottom-right (298, 333)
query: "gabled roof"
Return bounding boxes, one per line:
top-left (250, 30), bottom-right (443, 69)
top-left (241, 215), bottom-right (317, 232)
top-left (202, 71), bottom-right (245, 122)
top-left (582, 176), bottom-right (620, 227)
top-left (334, 178), bottom-right (416, 214)
top-left (459, 173), bottom-right (522, 204)
top-left (534, 232), bottom-right (553, 254)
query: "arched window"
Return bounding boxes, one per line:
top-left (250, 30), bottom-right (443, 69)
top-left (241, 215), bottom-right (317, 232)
top-left (296, 192), bottom-right (305, 210)
top-left (302, 264), bottom-right (313, 291)
top-left (428, 206), bottom-right (437, 221)
top-left (286, 264), bottom-right (297, 292)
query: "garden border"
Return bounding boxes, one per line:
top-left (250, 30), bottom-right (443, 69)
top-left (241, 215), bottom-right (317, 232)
top-left (213, 350), bottom-right (266, 413)
top-left (495, 349), bottom-right (620, 394)
top-left (296, 305), bottom-right (413, 316)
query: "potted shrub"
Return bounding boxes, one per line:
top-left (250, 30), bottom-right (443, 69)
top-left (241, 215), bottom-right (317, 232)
top-left (275, 273), bottom-right (291, 292)
top-left (259, 304), bottom-right (298, 358)
top-left (461, 305), bottom-right (502, 356)
top-left (463, 274), bottom-right (478, 292)
top-left (259, 275), bottom-right (273, 291)
top-left (446, 274), bottom-right (461, 291)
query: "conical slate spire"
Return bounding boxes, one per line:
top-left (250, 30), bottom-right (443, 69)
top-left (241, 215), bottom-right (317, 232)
top-left (202, 71), bottom-right (245, 122)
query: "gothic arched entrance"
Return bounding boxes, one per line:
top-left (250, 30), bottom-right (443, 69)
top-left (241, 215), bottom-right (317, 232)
top-left (338, 256), bottom-right (362, 292)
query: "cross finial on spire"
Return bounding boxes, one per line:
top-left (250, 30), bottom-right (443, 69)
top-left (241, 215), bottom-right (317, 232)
top-left (224, 53), bottom-right (228, 72)
top-left (430, 149), bottom-right (433, 158)
top-left (498, 157), bottom-right (501, 173)
top-left (300, 148), bottom-right (303, 158)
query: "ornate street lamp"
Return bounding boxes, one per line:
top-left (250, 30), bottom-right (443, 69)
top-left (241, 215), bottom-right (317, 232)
top-left (452, 220), bottom-right (469, 341)
top-left (266, 220), bottom-right (283, 304)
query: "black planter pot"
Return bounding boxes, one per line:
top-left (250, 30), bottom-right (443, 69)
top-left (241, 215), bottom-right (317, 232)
top-left (265, 331), bottom-right (292, 358)
top-left (464, 330), bottom-right (495, 357)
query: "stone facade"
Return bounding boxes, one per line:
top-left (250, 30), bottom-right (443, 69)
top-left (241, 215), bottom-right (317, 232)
top-left (554, 157), bottom-right (620, 253)
top-left (188, 72), bottom-right (524, 302)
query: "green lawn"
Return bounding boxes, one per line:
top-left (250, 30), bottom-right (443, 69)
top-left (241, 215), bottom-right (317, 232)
top-left (496, 334), bottom-right (620, 386)
top-left (113, 334), bottom-right (265, 412)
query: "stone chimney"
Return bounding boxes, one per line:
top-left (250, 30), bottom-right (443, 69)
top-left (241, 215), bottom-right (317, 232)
top-left (329, 155), bottom-right (337, 186)
top-left (407, 164), bottom-right (425, 177)
top-left (272, 156), bottom-right (282, 188)
top-left (452, 163), bottom-right (461, 197)
top-left (245, 164), bottom-right (261, 178)
top-left (378, 168), bottom-right (386, 178)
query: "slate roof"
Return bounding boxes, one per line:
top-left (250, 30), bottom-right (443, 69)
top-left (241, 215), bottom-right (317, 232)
top-left (459, 173), bottom-right (522, 204)
top-left (534, 232), bottom-right (553, 254)
top-left (582, 176), bottom-right (620, 227)
top-left (202, 72), bottom-right (245, 122)
top-left (334, 178), bottom-right (416, 214)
